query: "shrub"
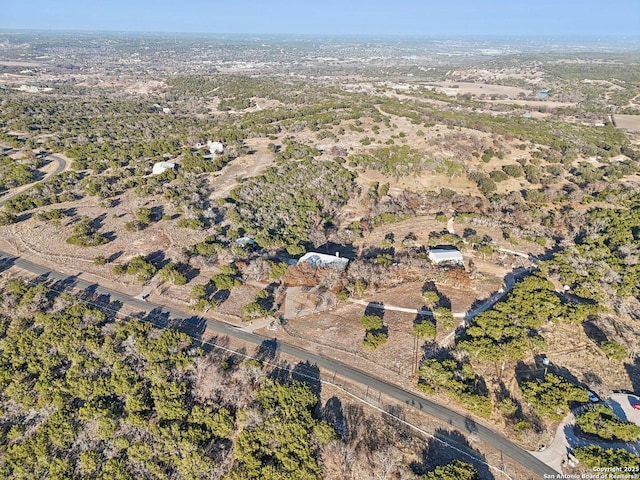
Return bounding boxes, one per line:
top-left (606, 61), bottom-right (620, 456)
top-left (93, 256), bottom-right (107, 266)
top-left (241, 302), bottom-right (267, 321)
top-left (177, 218), bottom-right (204, 230)
top-left (413, 320), bottom-right (436, 339)
top-left (126, 256), bottom-right (157, 282)
top-left (599, 340), bottom-right (627, 361)
top-left (0, 212), bottom-right (18, 226)
top-left (362, 331), bottom-right (388, 350)
top-left (66, 217), bottom-right (109, 247)
top-left (360, 315), bottom-right (383, 331)
top-left (502, 164), bottom-right (523, 177)
top-left (489, 170), bottom-right (509, 182)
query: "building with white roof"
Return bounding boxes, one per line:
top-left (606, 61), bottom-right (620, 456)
top-left (298, 252), bottom-right (349, 270)
top-left (152, 161), bottom-right (176, 175)
top-left (428, 247), bottom-right (463, 266)
top-left (207, 141), bottom-right (224, 154)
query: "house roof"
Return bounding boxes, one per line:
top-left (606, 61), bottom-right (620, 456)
top-left (207, 141), bottom-right (224, 153)
top-left (152, 161), bottom-right (177, 174)
top-left (298, 252), bottom-right (349, 269)
top-left (428, 248), bottom-right (463, 262)
top-left (235, 237), bottom-right (255, 246)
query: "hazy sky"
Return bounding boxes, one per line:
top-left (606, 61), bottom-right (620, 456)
top-left (4, 0), bottom-right (639, 36)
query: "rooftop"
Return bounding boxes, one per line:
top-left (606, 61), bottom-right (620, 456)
top-left (298, 252), bottom-right (349, 270)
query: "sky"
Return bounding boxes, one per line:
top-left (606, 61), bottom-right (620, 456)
top-left (3, 0), bottom-right (640, 37)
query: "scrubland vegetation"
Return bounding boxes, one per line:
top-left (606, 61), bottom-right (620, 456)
top-left (0, 278), bottom-right (481, 479)
top-left (2, 32), bottom-right (640, 476)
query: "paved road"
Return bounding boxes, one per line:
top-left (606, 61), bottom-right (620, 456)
top-left (0, 250), bottom-right (558, 478)
top-left (0, 154), bottom-right (68, 207)
top-left (534, 393), bottom-right (640, 471)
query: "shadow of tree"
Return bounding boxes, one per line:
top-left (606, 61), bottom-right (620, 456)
top-left (364, 301), bottom-right (385, 320)
top-left (583, 320), bottom-right (608, 345)
top-left (625, 357), bottom-right (640, 395)
top-left (323, 396), bottom-right (347, 439)
top-left (138, 306), bottom-right (171, 329)
top-left (212, 289), bottom-right (230, 304)
top-left (317, 242), bottom-right (357, 259)
top-left (268, 360), bottom-right (292, 384)
top-left (107, 251), bottom-right (124, 263)
top-left (254, 337), bottom-right (279, 362)
top-left (292, 361), bottom-right (321, 398)
top-left (147, 249), bottom-right (169, 269)
top-left (48, 273), bottom-right (81, 292)
top-left (179, 262), bottom-right (200, 283)
top-left (411, 427), bottom-right (495, 479)
top-left (173, 315), bottom-right (206, 338)
top-left (0, 255), bottom-right (16, 275)
top-left (88, 212), bottom-right (107, 231)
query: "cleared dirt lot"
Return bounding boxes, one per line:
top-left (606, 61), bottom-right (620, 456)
top-left (429, 81), bottom-right (532, 98)
top-left (615, 114), bottom-right (640, 133)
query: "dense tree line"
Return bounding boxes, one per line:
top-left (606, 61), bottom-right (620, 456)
top-left (575, 404), bottom-right (640, 441)
top-left (544, 198), bottom-right (640, 304)
top-left (457, 274), bottom-right (597, 363)
top-left (417, 358), bottom-right (492, 418)
top-left (0, 154), bottom-right (45, 193)
top-left (0, 277), bottom-right (480, 479)
top-left (519, 373), bottom-right (588, 421)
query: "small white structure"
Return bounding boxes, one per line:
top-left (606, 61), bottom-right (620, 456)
top-left (298, 252), bottom-right (349, 270)
top-left (428, 247), bottom-right (463, 266)
top-left (235, 237), bottom-right (255, 246)
top-left (162, 107), bottom-right (172, 114)
top-left (207, 141), bottom-right (224, 155)
top-left (152, 161), bottom-right (176, 175)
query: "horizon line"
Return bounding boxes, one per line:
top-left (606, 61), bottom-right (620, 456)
top-left (2, 28), bottom-right (640, 41)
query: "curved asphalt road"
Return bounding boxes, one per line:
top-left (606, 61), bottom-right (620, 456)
top-left (0, 250), bottom-right (558, 478)
top-left (0, 154), bottom-right (68, 207)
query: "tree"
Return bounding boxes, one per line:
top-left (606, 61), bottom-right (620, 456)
top-left (574, 446), bottom-right (640, 469)
top-left (158, 262), bottom-right (187, 286)
top-left (433, 307), bottom-right (454, 330)
top-left (363, 331), bottom-right (388, 350)
top-left (242, 302), bottom-right (267, 321)
top-left (126, 255), bottom-right (157, 282)
top-left (575, 404), bottom-right (640, 441)
top-left (423, 460), bottom-right (480, 480)
top-left (413, 320), bottom-right (436, 339)
top-left (520, 374), bottom-right (588, 420)
top-left (360, 315), bottom-right (383, 331)
top-left (421, 290), bottom-right (440, 307)
top-left (66, 217), bottom-right (109, 247)
top-left (134, 206), bottom-right (153, 226)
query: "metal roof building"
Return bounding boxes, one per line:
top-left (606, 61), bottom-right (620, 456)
top-left (152, 161), bottom-right (176, 175)
top-left (298, 252), bottom-right (349, 270)
top-left (428, 247), bottom-right (463, 266)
